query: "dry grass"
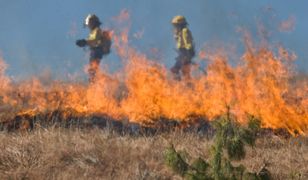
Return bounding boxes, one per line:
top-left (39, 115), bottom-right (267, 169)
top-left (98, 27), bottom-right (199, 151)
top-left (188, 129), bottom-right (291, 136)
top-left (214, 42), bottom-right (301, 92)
top-left (0, 128), bottom-right (307, 180)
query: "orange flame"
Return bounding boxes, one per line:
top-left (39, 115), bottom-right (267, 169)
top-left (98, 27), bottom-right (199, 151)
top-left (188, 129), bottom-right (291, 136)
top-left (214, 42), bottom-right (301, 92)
top-left (0, 12), bottom-right (307, 135)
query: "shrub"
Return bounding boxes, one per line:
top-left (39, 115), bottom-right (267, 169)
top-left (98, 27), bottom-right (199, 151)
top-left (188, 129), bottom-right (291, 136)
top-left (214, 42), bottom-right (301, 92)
top-left (164, 144), bottom-right (188, 176)
top-left (164, 112), bottom-right (271, 180)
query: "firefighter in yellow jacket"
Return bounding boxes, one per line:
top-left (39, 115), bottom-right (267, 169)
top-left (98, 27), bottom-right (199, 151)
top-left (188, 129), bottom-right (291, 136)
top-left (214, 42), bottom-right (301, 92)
top-left (171, 15), bottom-right (195, 80)
top-left (76, 14), bottom-right (111, 82)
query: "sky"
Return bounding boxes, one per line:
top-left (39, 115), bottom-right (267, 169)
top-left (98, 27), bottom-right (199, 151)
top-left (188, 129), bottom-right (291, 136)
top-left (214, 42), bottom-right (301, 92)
top-left (0, 0), bottom-right (307, 80)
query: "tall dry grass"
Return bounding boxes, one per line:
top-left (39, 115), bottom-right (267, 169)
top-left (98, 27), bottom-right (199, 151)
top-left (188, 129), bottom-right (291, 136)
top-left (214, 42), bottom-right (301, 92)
top-left (0, 128), bottom-right (307, 179)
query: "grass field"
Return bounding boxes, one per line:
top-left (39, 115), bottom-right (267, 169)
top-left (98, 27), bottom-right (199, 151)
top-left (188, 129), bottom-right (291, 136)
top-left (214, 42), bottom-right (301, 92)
top-left (0, 127), bottom-right (306, 180)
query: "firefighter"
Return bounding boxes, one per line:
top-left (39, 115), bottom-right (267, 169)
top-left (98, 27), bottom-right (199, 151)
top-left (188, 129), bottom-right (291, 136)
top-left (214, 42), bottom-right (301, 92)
top-left (171, 15), bottom-right (195, 80)
top-left (76, 14), bottom-right (111, 83)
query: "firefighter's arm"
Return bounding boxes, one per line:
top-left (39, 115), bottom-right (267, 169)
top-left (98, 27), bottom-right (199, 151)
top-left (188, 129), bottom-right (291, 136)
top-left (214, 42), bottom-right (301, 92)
top-left (182, 28), bottom-right (193, 50)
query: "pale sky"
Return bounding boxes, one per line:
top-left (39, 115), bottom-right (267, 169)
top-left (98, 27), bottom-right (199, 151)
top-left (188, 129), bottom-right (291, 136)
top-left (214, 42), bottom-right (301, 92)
top-left (0, 0), bottom-right (307, 80)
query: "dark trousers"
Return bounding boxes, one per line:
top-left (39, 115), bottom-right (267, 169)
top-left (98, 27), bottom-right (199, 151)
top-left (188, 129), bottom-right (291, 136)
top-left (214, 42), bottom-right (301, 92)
top-left (171, 48), bottom-right (194, 80)
top-left (88, 47), bottom-right (103, 83)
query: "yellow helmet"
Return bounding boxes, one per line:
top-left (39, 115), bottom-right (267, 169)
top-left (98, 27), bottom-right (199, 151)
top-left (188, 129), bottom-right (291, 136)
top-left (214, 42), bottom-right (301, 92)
top-left (171, 15), bottom-right (187, 25)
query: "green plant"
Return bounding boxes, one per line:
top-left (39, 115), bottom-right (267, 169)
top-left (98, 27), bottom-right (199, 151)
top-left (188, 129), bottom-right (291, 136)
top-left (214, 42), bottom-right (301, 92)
top-left (164, 144), bottom-right (188, 176)
top-left (289, 170), bottom-right (302, 180)
top-left (164, 111), bottom-right (272, 180)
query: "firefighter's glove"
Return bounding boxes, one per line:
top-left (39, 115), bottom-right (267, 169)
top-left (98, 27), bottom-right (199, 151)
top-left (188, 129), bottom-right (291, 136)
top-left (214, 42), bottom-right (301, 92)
top-left (76, 39), bottom-right (87, 47)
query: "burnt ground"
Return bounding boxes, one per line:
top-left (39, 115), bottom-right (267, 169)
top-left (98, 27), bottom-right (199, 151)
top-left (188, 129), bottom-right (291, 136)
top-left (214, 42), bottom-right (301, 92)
top-left (0, 108), bottom-right (296, 139)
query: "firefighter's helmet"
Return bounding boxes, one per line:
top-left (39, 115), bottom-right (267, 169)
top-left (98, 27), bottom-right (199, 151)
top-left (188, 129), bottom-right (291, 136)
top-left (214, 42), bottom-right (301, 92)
top-left (84, 14), bottom-right (101, 27)
top-left (171, 15), bottom-right (187, 25)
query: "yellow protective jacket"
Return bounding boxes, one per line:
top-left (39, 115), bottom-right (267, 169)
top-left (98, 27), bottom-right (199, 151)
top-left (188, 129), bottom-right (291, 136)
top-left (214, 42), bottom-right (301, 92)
top-left (87, 27), bottom-right (103, 48)
top-left (175, 27), bottom-right (194, 50)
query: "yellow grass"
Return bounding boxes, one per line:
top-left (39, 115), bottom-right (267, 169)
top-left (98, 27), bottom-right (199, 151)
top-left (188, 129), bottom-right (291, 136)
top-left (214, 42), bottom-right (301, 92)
top-left (0, 128), bottom-right (307, 179)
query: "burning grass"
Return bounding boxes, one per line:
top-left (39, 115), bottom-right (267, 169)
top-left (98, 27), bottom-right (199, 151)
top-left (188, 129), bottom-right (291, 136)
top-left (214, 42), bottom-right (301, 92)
top-left (0, 29), bottom-right (307, 135)
top-left (0, 12), bottom-right (307, 179)
top-left (0, 127), bottom-right (307, 179)
top-left (0, 43), bottom-right (307, 135)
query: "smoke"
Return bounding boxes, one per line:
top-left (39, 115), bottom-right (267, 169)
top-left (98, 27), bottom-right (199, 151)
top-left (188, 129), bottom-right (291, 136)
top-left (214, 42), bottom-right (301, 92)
top-left (67, 21), bottom-right (78, 38)
top-left (279, 15), bottom-right (296, 33)
top-left (0, 55), bottom-right (10, 91)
